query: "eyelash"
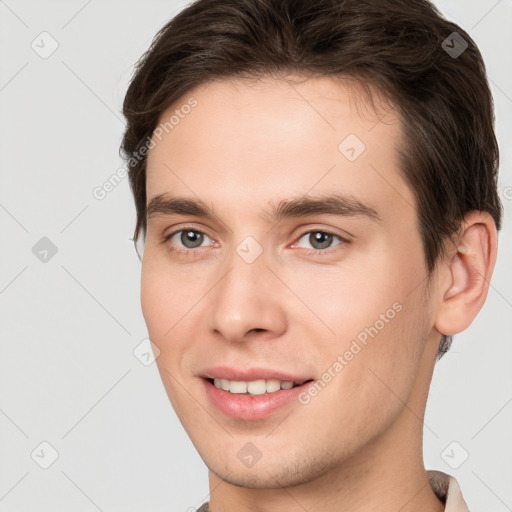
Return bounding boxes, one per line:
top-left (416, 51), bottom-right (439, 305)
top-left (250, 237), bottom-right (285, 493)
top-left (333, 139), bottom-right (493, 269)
top-left (161, 227), bottom-right (349, 257)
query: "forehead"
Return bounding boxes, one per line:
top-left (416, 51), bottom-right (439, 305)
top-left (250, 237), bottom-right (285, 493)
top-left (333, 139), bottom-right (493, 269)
top-left (145, 74), bottom-right (413, 223)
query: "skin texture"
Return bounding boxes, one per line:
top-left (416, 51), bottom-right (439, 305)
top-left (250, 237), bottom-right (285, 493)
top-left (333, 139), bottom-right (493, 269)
top-left (142, 75), bottom-right (497, 512)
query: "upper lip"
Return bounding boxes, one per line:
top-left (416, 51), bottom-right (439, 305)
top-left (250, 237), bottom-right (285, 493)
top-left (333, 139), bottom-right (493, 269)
top-left (200, 366), bottom-right (313, 382)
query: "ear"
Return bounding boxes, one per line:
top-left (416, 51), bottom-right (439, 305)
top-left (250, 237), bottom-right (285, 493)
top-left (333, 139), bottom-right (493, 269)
top-left (434, 211), bottom-right (498, 336)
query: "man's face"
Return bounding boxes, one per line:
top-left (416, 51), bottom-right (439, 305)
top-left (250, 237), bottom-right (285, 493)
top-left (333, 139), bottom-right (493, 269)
top-left (143, 76), bottom-right (440, 488)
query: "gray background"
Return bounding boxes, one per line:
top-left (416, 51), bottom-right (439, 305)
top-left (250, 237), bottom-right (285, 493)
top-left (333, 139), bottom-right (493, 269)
top-left (0, 1), bottom-right (511, 510)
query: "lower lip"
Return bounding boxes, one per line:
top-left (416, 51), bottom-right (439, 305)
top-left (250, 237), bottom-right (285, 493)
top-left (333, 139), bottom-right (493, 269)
top-left (202, 378), bottom-right (312, 420)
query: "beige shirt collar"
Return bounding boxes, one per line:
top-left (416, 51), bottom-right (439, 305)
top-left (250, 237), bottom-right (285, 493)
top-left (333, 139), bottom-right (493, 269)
top-left (427, 470), bottom-right (470, 511)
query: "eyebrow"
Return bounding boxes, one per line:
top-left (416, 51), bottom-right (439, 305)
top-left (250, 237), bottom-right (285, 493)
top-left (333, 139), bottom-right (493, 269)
top-left (146, 193), bottom-right (381, 223)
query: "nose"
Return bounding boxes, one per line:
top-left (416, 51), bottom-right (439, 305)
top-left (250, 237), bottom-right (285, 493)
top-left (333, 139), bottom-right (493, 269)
top-left (206, 246), bottom-right (288, 344)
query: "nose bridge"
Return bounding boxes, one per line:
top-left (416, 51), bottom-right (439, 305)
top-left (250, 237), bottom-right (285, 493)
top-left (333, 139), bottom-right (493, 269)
top-left (207, 238), bottom-right (285, 342)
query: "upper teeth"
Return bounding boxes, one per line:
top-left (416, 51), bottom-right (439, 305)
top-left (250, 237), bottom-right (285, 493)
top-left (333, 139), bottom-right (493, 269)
top-left (213, 378), bottom-right (304, 395)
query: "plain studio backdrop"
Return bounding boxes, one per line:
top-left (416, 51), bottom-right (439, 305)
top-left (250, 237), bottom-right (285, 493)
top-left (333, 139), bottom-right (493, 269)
top-left (0, 1), bottom-right (511, 511)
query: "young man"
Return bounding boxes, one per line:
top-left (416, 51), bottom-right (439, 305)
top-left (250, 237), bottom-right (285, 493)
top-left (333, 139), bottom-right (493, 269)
top-left (120, 0), bottom-right (501, 510)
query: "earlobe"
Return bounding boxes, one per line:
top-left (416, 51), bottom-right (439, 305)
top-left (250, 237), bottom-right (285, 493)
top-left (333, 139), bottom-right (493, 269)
top-left (434, 212), bottom-right (497, 336)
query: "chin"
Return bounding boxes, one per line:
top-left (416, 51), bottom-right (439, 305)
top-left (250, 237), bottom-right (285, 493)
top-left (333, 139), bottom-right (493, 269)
top-left (202, 447), bottom-right (338, 490)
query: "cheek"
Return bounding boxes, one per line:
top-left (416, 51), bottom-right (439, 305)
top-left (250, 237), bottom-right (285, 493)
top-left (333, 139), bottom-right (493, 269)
top-left (342, 293), bottom-right (429, 409)
top-left (304, 303), bottom-right (428, 452)
top-left (140, 260), bottom-right (170, 339)
top-left (283, 254), bottom-right (428, 408)
top-left (140, 252), bottom-right (204, 339)
top-left (279, 256), bottom-right (403, 346)
top-left (140, 252), bottom-right (216, 392)
top-left (141, 257), bottom-right (199, 413)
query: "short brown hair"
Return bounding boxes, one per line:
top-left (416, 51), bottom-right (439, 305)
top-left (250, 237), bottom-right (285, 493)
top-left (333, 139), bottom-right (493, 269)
top-left (120, 0), bottom-right (502, 359)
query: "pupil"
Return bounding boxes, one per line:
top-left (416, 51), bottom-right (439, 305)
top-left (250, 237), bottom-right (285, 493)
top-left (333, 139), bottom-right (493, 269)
top-left (310, 232), bottom-right (332, 250)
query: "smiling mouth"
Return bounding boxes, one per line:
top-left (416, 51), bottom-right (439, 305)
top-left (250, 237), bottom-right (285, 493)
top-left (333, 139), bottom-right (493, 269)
top-left (205, 377), bottom-right (314, 395)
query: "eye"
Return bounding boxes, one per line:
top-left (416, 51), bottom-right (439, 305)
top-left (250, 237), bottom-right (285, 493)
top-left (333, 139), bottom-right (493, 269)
top-left (165, 229), bottom-right (213, 250)
top-left (294, 230), bottom-right (345, 252)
